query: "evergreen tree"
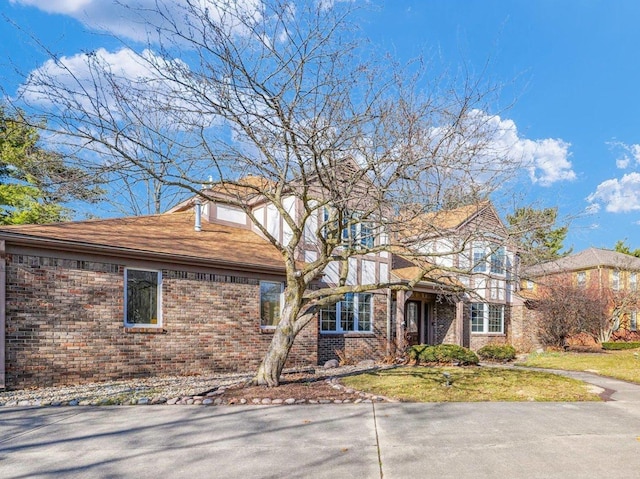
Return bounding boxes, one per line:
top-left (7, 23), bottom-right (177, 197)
top-left (0, 106), bottom-right (102, 224)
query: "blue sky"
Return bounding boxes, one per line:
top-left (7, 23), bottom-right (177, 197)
top-left (1, 0), bottom-right (640, 253)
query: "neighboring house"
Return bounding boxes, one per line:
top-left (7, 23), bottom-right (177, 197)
top-left (0, 179), bottom-right (523, 389)
top-left (523, 247), bottom-right (640, 341)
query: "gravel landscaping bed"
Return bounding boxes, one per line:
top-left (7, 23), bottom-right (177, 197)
top-left (0, 364), bottom-right (391, 407)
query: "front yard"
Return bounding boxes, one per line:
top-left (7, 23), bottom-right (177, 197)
top-left (341, 366), bottom-right (600, 402)
top-left (518, 349), bottom-right (640, 384)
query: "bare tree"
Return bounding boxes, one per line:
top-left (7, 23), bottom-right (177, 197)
top-left (533, 276), bottom-right (608, 348)
top-left (10, 1), bottom-right (528, 386)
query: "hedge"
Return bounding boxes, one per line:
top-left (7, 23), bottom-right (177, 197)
top-left (407, 344), bottom-right (479, 365)
top-left (477, 344), bottom-right (517, 361)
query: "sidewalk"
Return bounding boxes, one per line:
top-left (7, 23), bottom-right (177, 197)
top-left (3, 371), bottom-right (640, 479)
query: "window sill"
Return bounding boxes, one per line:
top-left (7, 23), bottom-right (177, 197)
top-left (125, 327), bottom-right (167, 334)
top-left (260, 327), bottom-right (277, 334)
top-left (471, 332), bottom-right (505, 336)
top-left (320, 332), bottom-right (375, 338)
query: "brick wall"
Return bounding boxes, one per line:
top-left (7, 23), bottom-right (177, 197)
top-left (4, 254), bottom-right (317, 389)
top-left (317, 292), bottom-right (388, 364)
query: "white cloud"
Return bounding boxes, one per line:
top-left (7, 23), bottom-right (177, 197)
top-left (10, 0), bottom-right (263, 43)
top-left (587, 172), bottom-right (640, 213)
top-left (467, 111), bottom-right (575, 187)
top-left (9, 0), bottom-right (92, 14)
top-left (617, 156), bottom-right (631, 169)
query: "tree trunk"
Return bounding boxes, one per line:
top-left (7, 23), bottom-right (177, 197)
top-left (253, 323), bottom-right (296, 387)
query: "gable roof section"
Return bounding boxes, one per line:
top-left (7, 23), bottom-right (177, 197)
top-left (400, 201), bottom-right (505, 241)
top-left (0, 211), bottom-right (284, 273)
top-left (525, 247), bottom-right (640, 277)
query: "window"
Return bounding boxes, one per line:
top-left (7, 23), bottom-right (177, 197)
top-left (631, 311), bottom-right (638, 332)
top-left (470, 303), bottom-right (504, 334)
top-left (260, 281), bottom-right (282, 328)
top-left (490, 246), bottom-right (505, 274)
top-left (631, 273), bottom-right (637, 291)
top-left (472, 245), bottom-right (487, 273)
top-left (320, 293), bottom-right (372, 333)
top-left (472, 243), bottom-right (506, 275)
top-left (576, 271), bottom-right (586, 287)
top-left (125, 269), bottom-right (162, 327)
top-left (322, 208), bottom-right (375, 249)
top-left (612, 270), bottom-right (620, 291)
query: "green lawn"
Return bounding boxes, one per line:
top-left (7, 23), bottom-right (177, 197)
top-left (340, 366), bottom-right (600, 402)
top-left (518, 349), bottom-right (640, 384)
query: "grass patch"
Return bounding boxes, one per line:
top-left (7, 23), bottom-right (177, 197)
top-left (518, 349), bottom-right (640, 384)
top-left (341, 366), bottom-right (599, 402)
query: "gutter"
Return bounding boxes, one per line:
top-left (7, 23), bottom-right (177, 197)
top-left (0, 232), bottom-right (286, 276)
top-left (0, 240), bottom-right (5, 389)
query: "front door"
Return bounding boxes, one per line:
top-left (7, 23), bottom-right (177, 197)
top-left (405, 301), bottom-right (421, 346)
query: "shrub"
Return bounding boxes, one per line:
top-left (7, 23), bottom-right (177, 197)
top-left (477, 344), bottom-right (517, 362)
top-left (407, 344), bottom-right (479, 365)
top-left (602, 342), bottom-right (640, 350)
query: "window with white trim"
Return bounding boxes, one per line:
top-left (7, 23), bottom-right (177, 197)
top-left (490, 246), bottom-right (506, 274)
top-left (320, 293), bottom-right (372, 333)
top-left (322, 208), bottom-right (375, 248)
top-left (470, 303), bottom-right (504, 334)
top-left (631, 272), bottom-right (637, 291)
top-left (125, 269), bottom-right (162, 327)
top-left (472, 243), bottom-right (506, 275)
top-left (576, 271), bottom-right (586, 287)
top-left (612, 270), bottom-right (620, 291)
top-left (631, 311), bottom-right (637, 332)
top-left (260, 281), bottom-right (283, 328)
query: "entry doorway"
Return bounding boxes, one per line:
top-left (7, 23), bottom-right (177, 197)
top-left (405, 300), bottom-right (431, 346)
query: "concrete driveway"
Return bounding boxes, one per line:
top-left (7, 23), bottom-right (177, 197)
top-left (2, 372), bottom-right (640, 478)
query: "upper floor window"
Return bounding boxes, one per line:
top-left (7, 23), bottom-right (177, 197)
top-left (472, 243), bottom-right (506, 275)
top-left (260, 281), bottom-right (282, 328)
top-left (490, 246), bottom-right (506, 274)
top-left (471, 303), bottom-right (504, 334)
top-left (631, 272), bottom-right (637, 291)
top-left (320, 293), bottom-right (372, 333)
top-left (576, 271), bottom-right (586, 287)
top-left (125, 269), bottom-right (162, 328)
top-left (612, 270), bottom-right (620, 291)
top-left (323, 208), bottom-right (375, 248)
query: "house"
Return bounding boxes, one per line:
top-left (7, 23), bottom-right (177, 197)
top-left (523, 247), bottom-right (640, 341)
top-left (0, 178), bottom-right (523, 389)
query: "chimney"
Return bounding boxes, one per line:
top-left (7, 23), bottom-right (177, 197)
top-left (194, 198), bottom-right (202, 232)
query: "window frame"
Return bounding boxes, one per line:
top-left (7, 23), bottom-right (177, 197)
top-left (470, 302), bottom-right (504, 334)
top-left (631, 272), bottom-right (638, 291)
top-left (631, 311), bottom-right (638, 332)
top-left (124, 268), bottom-right (163, 328)
top-left (576, 271), bottom-right (586, 287)
top-left (260, 281), bottom-right (283, 329)
top-left (320, 293), bottom-right (373, 333)
top-left (612, 270), bottom-right (620, 291)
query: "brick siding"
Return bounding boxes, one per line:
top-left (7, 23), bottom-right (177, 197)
top-left (4, 254), bottom-right (317, 389)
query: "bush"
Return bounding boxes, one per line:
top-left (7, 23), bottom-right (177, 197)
top-left (477, 344), bottom-right (517, 362)
top-left (407, 344), bottom-right (479, 365)
top-left (602, 342), bottom-right (640, 350)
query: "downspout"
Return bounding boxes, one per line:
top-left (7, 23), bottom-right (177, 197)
top-left (0, 240), bottom-right (6, 389)
top-left (456, 301), bottom-right (464, 347)
top-left (386, 289), bottom-right (392, 356)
